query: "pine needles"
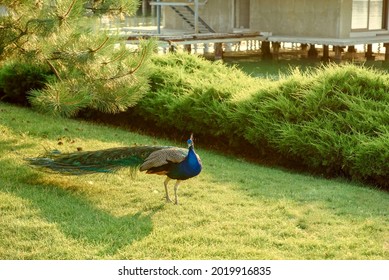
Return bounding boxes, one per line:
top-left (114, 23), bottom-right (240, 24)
top-left (1, 0), bottom-right (153, 117)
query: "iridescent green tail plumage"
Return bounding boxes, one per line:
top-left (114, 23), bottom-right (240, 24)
top-left (26, 146), bottom-right (170, 175)
top-left (27, 135), bottom-right (202, 204)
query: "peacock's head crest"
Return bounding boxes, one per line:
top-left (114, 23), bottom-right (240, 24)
top-left (187, 134), bottom-right (194, 148)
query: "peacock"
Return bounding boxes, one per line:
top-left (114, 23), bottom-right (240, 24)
top-left (26, 134), bottom-right (202, 204)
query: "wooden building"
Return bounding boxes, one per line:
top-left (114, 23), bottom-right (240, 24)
top-left (155, 0), bottom-right (389, 60)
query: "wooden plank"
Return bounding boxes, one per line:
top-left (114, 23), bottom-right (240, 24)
top-left (149, 1), bottom-right (207, 6)
top-left (267, 35), bottom-right (389, 46)
top-left (125, 32), bottom-right (264, 45)
top-left (126, 36), bottom-right (264, 46)
top-left (161, 32), bottom-right (261, 40)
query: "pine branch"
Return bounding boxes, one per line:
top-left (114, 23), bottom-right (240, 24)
top-left (2, 16), bottom-right (28, 46)
top-left (102, 47), bottom-right (148, 81)
top-left (48, 36), bottom-right (110, 61)
top-left (10, 40), bottom-right (29, 54)
top-left (46, 60), bottom-right (62, 82)
top-left (129, 47), bottom-right (148, 75)
top-left (2, 17), bottom-right (53, 49)
top-left (88, 37), bottom-right (109, 53)
top-left (3, 0), bottom-right (147, 116)
top-left (58, 0), bottom-right (77, 22)
top-left (101, 49), bottom-right (127, 65)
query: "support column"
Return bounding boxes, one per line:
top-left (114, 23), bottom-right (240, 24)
top-left (344, 45), bottom-right (356, 60)
top-left (299, 43), bottom-right (308, 58)
top-left (365, 44), bottom-right (375, 61)
top-left (347, 46), bottom-right (356, 53)
top-left (151, 2), bottom-right (155, 17)
top-left (384, 43), bottom-right (389, 63)
top-left (168, 41), bottom-right (177, 53)
top-left (334, 46), bottom-right (342, 62)
top-left (301, 43), bottom-right (308, 51)
top-left (308, 44), bottom-right (318, 58)
top-left (214, 43), bottom-right (223, 60)
top-left (204, 43), bottom-right (210, 54)
top-left (183, 44), bottom-right (191, 53)
top-left (194, 0), bottom-right (199, 34)
top-left (156, 0), bottom-right (161, 34)
top-left (322, 45), bottom-right (330, 62)
top-left (272, 42), bottom-right (281, 60)
top-left (261, 41), bottom-right (272, 60)
top-left (142, 0), bottom-right (148, 16)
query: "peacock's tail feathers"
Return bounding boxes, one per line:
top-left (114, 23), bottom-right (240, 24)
top-left (26, 146), bottom-right (173, 175)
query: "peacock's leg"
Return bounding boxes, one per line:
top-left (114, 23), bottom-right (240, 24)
top-left (164, 177), bottom-right (172, 203)
top-left (173, 180), bottom-right (182, 205)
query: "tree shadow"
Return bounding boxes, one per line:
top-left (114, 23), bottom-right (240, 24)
top-left (201, 149), bottom-right (389, 220)
top-left (1, 159), bottom-right (159, 257)
top-left (0, 139), bottom-right (35, 153)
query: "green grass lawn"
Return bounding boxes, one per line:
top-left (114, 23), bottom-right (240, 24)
top-left (0, 102), bottom-right (388, 259)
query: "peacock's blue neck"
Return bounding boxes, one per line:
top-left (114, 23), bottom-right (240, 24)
top-left (167, 146), bottom-right (202, 180)
top-left (185, 146), bottom-right (202, 173)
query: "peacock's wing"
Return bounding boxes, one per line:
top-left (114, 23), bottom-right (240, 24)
top-left (139, 147), bottom-right (188, 172)
top-left (26, 146), bottom-right (171, 175)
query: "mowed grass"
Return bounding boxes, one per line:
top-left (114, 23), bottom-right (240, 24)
top-left (0, 102), bottom-right (388, 259)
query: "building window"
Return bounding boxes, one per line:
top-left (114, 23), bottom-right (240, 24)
top-left (352, 0), bottom-right (387, 30)
top-left (234, 0), bottom-right (250, 29)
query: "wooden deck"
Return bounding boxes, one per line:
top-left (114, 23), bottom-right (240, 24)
top-left (126, 32), bottom-right (264, 45)
top-left (266, 34), bottom-right (389, 46)
top-left (118, 26), bottom-right (389, 61)
top-left (124, 31), bottom-right (264, 59)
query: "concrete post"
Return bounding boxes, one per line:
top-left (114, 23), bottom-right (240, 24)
top-left (261, 41), bottom-right (272, 60)
top-left (156, 0), bottom-right (161, 34)
top-left (347, 46), bottom-right (356, 53)
top-left (384, 43), bottom-right (389, 63)
top-left (334, 46), bottom-right (342, 62)
top-left (272, 42), bottom-right (281, 60)
top-left (214, 43), bottom-right (223, 60)
top-left (142, 0), bottom-right (148, 16)
top-left (322, 45), bottom-right (329, 62)
top-left (184, 44), bottom-right (192, 53)
top-left (365, 44), bottom-right (375, 61)
top-left (308, 44), bottom-right (318, 58)
top-left (194, 0), bottom-right (199, 33)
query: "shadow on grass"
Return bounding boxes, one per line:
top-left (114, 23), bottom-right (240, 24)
top-left (1, 158), bottom-right (158, 257)
top-left (0, 139), bottom-right (35, 153)
top-left (201, 149), bottom-right (389, 220)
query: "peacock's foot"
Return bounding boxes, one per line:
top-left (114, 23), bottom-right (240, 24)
top-left (165, 196), bottom-right (173, 203)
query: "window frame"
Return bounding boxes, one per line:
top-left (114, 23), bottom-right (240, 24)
top-left (351, 0), bottom-right (388, 31)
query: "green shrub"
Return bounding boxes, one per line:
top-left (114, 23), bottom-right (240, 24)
top-left (135, 53), bottom-right (259, 137)
top-left (346, 131), bottom-right (389, 184)
top-left (133, 54), bottom-right (388, 188)
top-left (235, 64), bottom-right (389, 185)
top-left (0, 61), bottom-right (53, 106)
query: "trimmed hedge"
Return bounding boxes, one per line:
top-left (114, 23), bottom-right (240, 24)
top-left (0, 61), bottom-right (53, 106)
top-left (132, 53), bottom-right (389, 188)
